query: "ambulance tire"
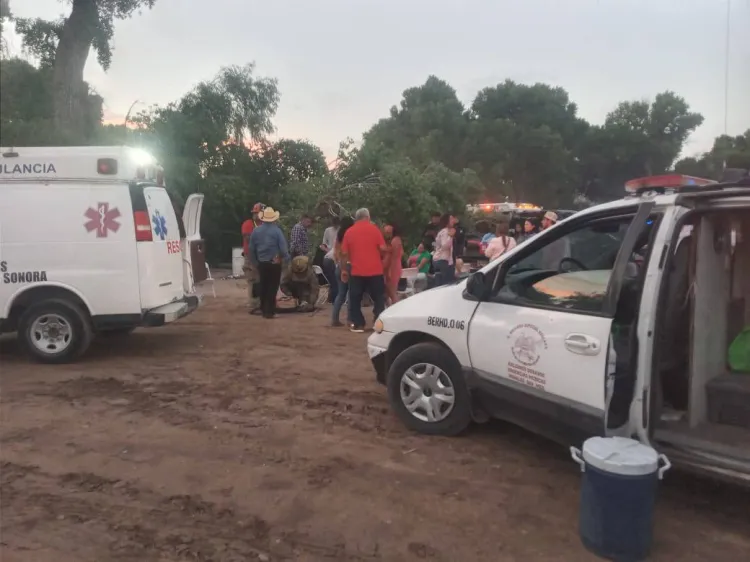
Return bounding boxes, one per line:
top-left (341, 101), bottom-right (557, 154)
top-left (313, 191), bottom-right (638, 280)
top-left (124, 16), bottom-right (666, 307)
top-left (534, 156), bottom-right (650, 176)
top-left (18, 298), bottom-right (93, 364)
top-left (387, 342), bottom-right (472, 436)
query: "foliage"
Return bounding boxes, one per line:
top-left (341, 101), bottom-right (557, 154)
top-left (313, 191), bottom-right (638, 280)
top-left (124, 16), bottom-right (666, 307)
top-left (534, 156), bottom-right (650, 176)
top-left (11, 0), bottom-right (156, 135)
top-left (1, 0), bottom-right (12, 55)
top-left (576, 92), bottom-right (704, 201)
top-left (15, 1), bottom-right (156, 72)
top-left (1, 2), bottom-right (730, 265)
top-left (0, 57), bottom-right (103, 145)
top-left (13, 17), bottom-right (63, 68)
top-left (674, 130), bottom-right (750, 179)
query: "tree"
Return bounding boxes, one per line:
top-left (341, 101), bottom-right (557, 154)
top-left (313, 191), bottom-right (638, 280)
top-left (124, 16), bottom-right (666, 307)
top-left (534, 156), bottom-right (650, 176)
top-left (675, 129), bottom-right (750, 179)
top-left (580, 92), bottom-right (704, 201)
top-left (604, 92), bottom-right (704, 175)
top-left (359, 76), bottom-right (469, 171)
top-left (465, 81), bottom-right (587, 205)
top-left (0, 0), bottom-right (11, 51)
top-left (0, 57), bottom-right (103, 145)
top-left (15, 0), bottom-right (157, 135)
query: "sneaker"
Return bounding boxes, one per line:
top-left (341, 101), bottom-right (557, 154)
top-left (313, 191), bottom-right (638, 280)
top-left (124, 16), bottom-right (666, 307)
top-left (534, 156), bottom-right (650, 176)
top-left (331, 321), bottom-right (344, 327)
top-left (349, 325), bottom-right (365, 333)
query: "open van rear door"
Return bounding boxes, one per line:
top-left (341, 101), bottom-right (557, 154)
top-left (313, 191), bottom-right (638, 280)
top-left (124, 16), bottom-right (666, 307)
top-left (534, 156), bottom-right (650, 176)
top-left (182, 193), bottom-right (207, 293)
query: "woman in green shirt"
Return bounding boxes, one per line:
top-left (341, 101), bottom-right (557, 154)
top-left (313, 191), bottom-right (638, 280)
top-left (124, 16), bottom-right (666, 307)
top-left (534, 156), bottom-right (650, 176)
top-left (408, 240), bottom-right (432, 274)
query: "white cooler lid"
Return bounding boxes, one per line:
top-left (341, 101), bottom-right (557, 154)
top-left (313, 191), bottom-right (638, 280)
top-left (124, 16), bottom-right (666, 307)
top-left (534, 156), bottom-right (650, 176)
top-left (582, 436), bottom-right (659, 476)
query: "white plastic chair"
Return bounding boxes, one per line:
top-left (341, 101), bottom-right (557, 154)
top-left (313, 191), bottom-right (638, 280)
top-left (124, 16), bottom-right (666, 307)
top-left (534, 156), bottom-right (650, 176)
top-left (312, 264), bottom-right (330, 307)
top-left (399, 267), bottom-right (420, 298)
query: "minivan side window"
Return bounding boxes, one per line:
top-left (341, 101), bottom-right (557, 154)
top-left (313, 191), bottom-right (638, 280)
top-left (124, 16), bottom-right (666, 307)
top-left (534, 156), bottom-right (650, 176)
top-left (492, 215), bottom-right (637, 313)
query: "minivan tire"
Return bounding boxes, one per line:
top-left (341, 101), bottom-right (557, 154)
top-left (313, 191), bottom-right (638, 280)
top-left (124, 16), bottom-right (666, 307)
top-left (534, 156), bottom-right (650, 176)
top-left (18, 298), bottom-right (93, 364)
top-left (386, 342), bottom-right (472, 436)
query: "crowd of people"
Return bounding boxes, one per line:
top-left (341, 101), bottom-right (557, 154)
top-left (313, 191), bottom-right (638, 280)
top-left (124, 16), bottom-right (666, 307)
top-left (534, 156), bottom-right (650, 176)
top-left (240, 202), bottom-right (561, 330)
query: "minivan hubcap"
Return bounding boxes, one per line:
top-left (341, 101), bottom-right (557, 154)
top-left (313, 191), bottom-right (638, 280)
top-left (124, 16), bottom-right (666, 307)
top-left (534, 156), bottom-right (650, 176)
top-left (400, 363), bottom-right (455, 423)
top-left (30, 314), bottom-right (72, 354)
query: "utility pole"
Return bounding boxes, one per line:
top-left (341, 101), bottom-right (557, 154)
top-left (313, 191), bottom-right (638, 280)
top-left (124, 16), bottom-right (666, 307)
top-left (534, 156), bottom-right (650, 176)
top-left (724, 0), bottom-right (731, 135)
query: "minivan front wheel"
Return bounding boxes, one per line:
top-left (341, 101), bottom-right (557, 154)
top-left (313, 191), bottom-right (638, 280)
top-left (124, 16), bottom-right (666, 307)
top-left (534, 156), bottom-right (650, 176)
top-left (386, 342), bottom-right (472, 436)
top-left (18, 299), bottom-right (93, 364)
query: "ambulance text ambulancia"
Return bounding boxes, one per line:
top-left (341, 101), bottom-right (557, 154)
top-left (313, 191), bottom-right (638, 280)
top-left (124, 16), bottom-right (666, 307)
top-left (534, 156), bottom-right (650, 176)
top-left (369, 173), bottom-right (750, 486)
top-left (0, 146), bottom-right (206, 363)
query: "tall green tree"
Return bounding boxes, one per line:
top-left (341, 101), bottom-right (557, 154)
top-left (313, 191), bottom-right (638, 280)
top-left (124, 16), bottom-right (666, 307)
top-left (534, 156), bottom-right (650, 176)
top-left (579, 92), bottom-right (704, 201)
top-left (15, 0), bottom-right (157, 137)
top-left (0, 57), bottom-right (103, 145)
top-left (675, 129), bottom-right (750, 179)
top-left (362, 76), bottom-right (469, 171)
top-left (465, 81), bottom-right (588, 205)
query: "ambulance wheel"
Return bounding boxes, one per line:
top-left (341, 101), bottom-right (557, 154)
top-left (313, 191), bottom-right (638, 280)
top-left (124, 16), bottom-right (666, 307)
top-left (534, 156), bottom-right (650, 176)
top-left (386, 342), bottom-right (472, 436)
top-left (18, 298), bottom-right (93, 364)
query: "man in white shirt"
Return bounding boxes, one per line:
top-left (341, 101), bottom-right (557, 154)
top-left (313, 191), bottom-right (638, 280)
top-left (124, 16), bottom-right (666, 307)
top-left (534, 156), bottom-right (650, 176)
top-left (320, 216), bottom-right (340, 303)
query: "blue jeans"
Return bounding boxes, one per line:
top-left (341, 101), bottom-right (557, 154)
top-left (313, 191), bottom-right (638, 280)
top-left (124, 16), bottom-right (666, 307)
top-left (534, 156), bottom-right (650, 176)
top-left (348, 274), bottom-right (386, 328)
top-left (332, 264), bottom-right (350, 324)
top-left (433, 259), bottom-right (455, 286)
top-left (322, 257), bottom-right (337, 303)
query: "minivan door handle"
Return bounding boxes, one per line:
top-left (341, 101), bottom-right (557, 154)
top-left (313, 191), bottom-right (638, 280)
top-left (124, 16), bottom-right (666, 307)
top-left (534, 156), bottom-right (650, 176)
top-left (564, 333), bottom-right (601, 356)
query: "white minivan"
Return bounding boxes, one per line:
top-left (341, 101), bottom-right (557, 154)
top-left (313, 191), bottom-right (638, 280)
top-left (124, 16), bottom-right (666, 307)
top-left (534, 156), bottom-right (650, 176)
top-left (368, 173), bottom-right (750, 486)
top-left (0, 146), bottom-right (206, 363)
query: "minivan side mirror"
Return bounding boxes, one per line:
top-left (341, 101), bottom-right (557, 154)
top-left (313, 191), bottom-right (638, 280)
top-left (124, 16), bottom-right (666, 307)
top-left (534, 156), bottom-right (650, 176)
top-left (463, 271), bottom-right (488, 301)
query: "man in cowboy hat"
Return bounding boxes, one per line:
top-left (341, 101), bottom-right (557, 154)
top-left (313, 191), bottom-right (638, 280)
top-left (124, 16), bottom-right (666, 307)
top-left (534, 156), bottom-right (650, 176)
top-left (242, 202), bottom-right (265, 312)
top-left (541, 210), bottom-right (558, 231)
top-left (280, 255), bottom-right (320, 312)
top-left (248, 207), bottom-right (290, 319)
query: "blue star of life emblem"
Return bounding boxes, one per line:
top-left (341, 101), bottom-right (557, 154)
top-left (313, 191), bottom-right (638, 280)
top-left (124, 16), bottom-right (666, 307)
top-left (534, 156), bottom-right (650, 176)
top-left (152, 210), bottom-right (168, 240)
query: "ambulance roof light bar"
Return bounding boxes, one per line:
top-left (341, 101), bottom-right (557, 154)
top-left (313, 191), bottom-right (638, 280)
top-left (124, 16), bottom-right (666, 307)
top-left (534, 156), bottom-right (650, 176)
top-left (624, 174), bottom-right (717, 196)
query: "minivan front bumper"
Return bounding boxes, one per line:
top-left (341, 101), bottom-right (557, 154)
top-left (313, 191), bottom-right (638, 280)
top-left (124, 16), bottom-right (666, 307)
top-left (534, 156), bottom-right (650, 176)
top-left (143, 293), bottom-right (202, 327)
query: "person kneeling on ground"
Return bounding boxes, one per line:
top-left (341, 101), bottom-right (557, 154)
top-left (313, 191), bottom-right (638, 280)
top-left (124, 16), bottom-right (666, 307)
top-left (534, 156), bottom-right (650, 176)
top-left (280, 256), bottom-right (320, 312)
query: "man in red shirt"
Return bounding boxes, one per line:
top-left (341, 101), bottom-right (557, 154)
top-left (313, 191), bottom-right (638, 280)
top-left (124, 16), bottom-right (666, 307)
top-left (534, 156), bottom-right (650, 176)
top-left (242, 203), bottom-right (264, 311)
top-left (341, 207), bottom-right (387, 332)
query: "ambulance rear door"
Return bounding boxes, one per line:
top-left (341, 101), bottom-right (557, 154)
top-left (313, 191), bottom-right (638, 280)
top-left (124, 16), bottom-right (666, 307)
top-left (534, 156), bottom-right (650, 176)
top-left (132, 184), bottom-right (185, 310)
top-left (182, 193), bottom-right (206, 294)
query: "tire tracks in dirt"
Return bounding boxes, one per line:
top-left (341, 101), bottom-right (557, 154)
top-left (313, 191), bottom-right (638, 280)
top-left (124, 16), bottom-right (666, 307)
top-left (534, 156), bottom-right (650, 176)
top-left (1, 461), bottom-right (380, 561)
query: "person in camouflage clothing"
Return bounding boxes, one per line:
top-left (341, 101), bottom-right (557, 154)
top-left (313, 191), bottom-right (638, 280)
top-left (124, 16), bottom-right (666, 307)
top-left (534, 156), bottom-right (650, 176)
top-left (280, 256), bottom-right (319, 312)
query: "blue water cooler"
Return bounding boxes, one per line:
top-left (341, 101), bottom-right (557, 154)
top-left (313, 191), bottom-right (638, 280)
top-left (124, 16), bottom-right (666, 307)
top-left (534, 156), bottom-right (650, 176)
top-left (571, 437), bottom-right (671, 562)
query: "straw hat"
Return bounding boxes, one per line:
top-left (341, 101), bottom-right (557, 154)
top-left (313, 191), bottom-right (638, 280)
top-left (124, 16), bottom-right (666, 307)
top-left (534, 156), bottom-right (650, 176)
top-left (258, 207), bottom-right (280, 222)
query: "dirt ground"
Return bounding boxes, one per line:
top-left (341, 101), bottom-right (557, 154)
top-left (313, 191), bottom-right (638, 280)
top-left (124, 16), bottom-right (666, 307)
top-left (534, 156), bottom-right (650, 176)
top-left (1, 278), bottom-right (749, 562)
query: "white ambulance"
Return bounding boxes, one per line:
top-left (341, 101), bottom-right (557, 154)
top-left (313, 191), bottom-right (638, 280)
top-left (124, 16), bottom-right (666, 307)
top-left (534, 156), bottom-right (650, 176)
top-left (368, 173), bottom-right (750, 485)
top-left (0, 146), bottom-right (206, 363)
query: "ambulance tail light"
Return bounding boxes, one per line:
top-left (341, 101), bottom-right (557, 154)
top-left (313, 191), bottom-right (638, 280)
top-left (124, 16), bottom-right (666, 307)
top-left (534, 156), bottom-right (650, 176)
top-left (625, 174), bottom-right (716, 194)
top-left (133, 211), bottom-right (153, 242)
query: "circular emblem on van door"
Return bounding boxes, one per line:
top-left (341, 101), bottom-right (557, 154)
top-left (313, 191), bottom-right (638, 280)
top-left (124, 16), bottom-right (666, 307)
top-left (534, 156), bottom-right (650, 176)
top-left (508, 324), bottom-right (548, 366)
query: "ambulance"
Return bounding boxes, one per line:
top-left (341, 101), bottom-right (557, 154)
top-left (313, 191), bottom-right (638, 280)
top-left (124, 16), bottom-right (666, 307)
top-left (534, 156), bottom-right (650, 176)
top-left (369, 173), bottom-right (750, 485)
top-left (0, 146), bottom-right (206, 363)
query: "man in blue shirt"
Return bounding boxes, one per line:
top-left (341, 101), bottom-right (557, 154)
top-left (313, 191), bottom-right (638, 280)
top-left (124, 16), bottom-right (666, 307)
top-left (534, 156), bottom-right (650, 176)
top-left (249, 207), bottom-right (290, 319)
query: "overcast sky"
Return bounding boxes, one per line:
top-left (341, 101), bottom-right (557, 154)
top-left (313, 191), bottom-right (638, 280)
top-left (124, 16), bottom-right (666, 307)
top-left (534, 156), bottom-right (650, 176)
top-left (6, 0), bottom-right (750, 160)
